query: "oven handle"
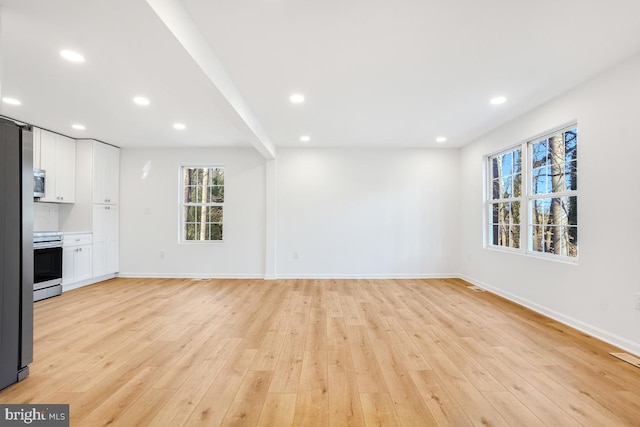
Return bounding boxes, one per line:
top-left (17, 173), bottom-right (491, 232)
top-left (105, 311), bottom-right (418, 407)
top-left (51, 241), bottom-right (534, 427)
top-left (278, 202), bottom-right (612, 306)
top-left (33, 242), bottom-right (63, 249)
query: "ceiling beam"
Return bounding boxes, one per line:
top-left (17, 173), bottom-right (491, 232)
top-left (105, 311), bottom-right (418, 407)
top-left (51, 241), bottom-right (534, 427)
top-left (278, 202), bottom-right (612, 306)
top-left (144, 0), bottom-right (276, 160)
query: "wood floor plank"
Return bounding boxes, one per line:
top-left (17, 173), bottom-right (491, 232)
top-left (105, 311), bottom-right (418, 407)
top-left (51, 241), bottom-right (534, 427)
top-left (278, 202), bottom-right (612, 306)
top-left (256, 393), bottom-right (297, 427)
top-left (409, 370), bottom-right (473, 427)
top-left (183, 348), bottom-right (257, 426)
top-left (146, 359), bottom-right (228, 426)
top-left (221, 370), bottom-right (272, 426)
top-left (328, 371), bottom-right (365, 426)
top-left (1, 277), bottom-right (638, 426)
top-left (359, 393), bottom-right (401, 427)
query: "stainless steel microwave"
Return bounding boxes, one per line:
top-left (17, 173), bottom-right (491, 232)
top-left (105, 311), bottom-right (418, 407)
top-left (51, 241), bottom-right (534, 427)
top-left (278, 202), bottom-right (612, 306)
top-left (34, 169), bottom-right (45, 198)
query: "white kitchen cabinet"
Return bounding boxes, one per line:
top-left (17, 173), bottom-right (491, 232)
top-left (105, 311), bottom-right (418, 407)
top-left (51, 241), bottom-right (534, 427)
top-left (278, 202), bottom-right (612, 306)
top-left (32, 127), bottom-right (41, 169)
top-left (62, 233), bottom-right (93, 286)
top-left (37, 129), bottom-right (76, 203)
top-left (92, 142), bottom-right (119, 205)
top-left (92, 205), bottom-right (119, 277)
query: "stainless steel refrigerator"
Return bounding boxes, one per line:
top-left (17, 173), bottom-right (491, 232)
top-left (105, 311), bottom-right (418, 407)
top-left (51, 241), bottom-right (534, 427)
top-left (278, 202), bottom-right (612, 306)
top-left (0, 117), bottom-right (33, 391)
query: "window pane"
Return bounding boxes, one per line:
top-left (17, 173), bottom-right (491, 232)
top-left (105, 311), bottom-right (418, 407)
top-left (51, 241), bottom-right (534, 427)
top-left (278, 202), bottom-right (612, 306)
top-left (184, 185), bottom-right (203, 203)
top-left (513, 149), bottom-right (522, 174)
top-left (492, 179), bottom-right (500, 199)
top-left (208, 185), bottom-right (224, 203)
top-left (206, 223), bottom-right (223, 240)
top-left (501, 152), bottom-right (513, 177)
top-left (509, 225), bottom-right (521, 248)
top-left (184, 223), bottom-right (200, 241)
top-left (490, 201), bottom-right (520, 249)
top-left (548, 133), bottom-right (565, 167)
top-left (184, 206), bottom-right (201, 222)
top-left (532, 167), bottom-right (550, 194)
top-left (209, 168), bottom-right (224, 186)
top-left (566, 196), bottom-right (578, 226)
top-left (531, 225), bottom-right (577, 257)
top-left (513, 173), bottom-right (522, 197)
top-left (206, 206), bottom-right (223, 222)
top-left (491, 158), bottom-right (499, 180)
top-left (531, 140), bottom-right (549, 168)
top-left (565, 128), bottom-right (577, 164)
top-left (531, 198), bottom-right (551, 227)
top-left (501, 177), bottom-right (512, 198)
top-left (566, 161), bottom-right (577, 191)
top-left (530, 197), bottom-right (576, 226)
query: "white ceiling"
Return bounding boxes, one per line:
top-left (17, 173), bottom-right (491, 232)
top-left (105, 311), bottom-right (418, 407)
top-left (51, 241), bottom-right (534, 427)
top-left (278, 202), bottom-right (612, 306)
top-left (1, 0), bottom-right (640, 153)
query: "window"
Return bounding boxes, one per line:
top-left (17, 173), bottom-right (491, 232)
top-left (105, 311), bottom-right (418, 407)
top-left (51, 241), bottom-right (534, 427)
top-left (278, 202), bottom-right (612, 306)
top-left (181, 166), bottom-right (224, 242)
top-left (487, 125), bottom-right (578, 259)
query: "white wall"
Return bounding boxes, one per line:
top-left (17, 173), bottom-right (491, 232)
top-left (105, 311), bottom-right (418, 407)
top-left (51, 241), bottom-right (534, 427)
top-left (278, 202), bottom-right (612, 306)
top-left (119, 147), bottom-right (266, 278)
top-left (276, 148), bottom-right (459, 277)
top-left (459, 53), bottom-right (640, 355)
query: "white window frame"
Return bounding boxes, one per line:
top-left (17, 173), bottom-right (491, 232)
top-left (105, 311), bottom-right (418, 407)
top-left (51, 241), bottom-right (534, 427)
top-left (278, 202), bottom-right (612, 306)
top-left (179, 165), bottom-right (225, 244)
top-left (485, 123), bottom-right (578, 263)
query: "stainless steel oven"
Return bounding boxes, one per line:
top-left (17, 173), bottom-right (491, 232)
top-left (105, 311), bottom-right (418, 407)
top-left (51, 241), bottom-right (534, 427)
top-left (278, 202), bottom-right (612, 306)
top-left (33, 231), bottom-right (63, 301)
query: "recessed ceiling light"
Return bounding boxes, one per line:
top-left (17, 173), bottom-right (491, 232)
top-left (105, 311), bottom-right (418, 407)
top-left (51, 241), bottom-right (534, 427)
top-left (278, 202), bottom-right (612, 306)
top-left (300, 135), bottom-right (311, 142)
top-left (290, 93), bottom-right (305, 104)
top-left (60, 50), bottom-right (85, 63)
top-left (173, 123), bottom-right (186, 130)
top-left (2, 97), bottom-right (21, 105)
top-left (133, 96), bottom-right (150, 106)
top-left (490, 96), bottom-right (507, 105)
top-left (436, 136), bottom-right (447, 143)
top-left (71, 124), bottom-right (86, 130)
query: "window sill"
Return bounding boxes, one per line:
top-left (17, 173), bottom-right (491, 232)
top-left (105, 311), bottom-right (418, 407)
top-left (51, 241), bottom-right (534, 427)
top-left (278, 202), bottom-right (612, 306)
top-left (484, 245), bottom-right (578, 265)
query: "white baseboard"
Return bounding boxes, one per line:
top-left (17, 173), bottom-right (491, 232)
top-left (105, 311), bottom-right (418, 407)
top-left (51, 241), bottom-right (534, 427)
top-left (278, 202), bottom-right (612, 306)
top-left (459, 274), bottom-right (640, 358)
top-left (117, 272), bottom-right (264, 279)
top-left (274, 273), bottom-right (458, 280)
top-left (62, 273), bottom-right (117, 292)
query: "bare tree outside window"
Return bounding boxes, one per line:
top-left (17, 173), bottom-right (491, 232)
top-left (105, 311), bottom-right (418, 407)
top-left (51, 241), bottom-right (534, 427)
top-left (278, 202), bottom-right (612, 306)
top-left (182, 167), bottom-right (224, 241)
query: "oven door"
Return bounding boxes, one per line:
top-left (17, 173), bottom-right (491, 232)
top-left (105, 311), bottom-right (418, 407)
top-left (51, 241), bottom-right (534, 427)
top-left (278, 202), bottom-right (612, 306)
top-left (33, 244), bottom-right (62, 291)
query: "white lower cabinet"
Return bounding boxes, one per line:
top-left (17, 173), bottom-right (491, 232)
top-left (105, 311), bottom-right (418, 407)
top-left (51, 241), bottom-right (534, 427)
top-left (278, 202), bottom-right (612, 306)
top-left (62, 234), bottom-right (93, 286)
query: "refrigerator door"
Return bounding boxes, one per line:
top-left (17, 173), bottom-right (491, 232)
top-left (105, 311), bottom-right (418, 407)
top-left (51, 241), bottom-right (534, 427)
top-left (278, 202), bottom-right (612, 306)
top-left (0, 120), bottom-right (23, 390)
top-left (0, 119), bottom-right (33, 390)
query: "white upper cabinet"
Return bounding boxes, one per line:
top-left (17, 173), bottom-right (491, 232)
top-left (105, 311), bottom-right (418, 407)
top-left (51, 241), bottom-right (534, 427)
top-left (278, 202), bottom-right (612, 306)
top-left (36, 129), bottom-right (76, 203)
top-left (92, 141), bottom-right (119, 205)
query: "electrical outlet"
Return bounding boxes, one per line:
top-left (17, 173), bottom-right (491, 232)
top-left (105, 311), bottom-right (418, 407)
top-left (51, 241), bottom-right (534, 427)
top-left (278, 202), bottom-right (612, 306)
top-left (293, 251), bottom-right (299, 260)
top-left (160, 251), bottom-right (165, 259)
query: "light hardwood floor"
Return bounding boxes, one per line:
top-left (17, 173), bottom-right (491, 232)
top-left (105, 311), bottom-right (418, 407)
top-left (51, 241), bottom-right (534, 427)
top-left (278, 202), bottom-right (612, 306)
top-left (1, 278), bottom-right (639, 426)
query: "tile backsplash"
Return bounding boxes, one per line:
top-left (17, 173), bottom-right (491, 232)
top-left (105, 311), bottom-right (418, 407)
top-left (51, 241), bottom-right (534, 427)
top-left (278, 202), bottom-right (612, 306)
top-left (34, 202), bottom-right (59, 231)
